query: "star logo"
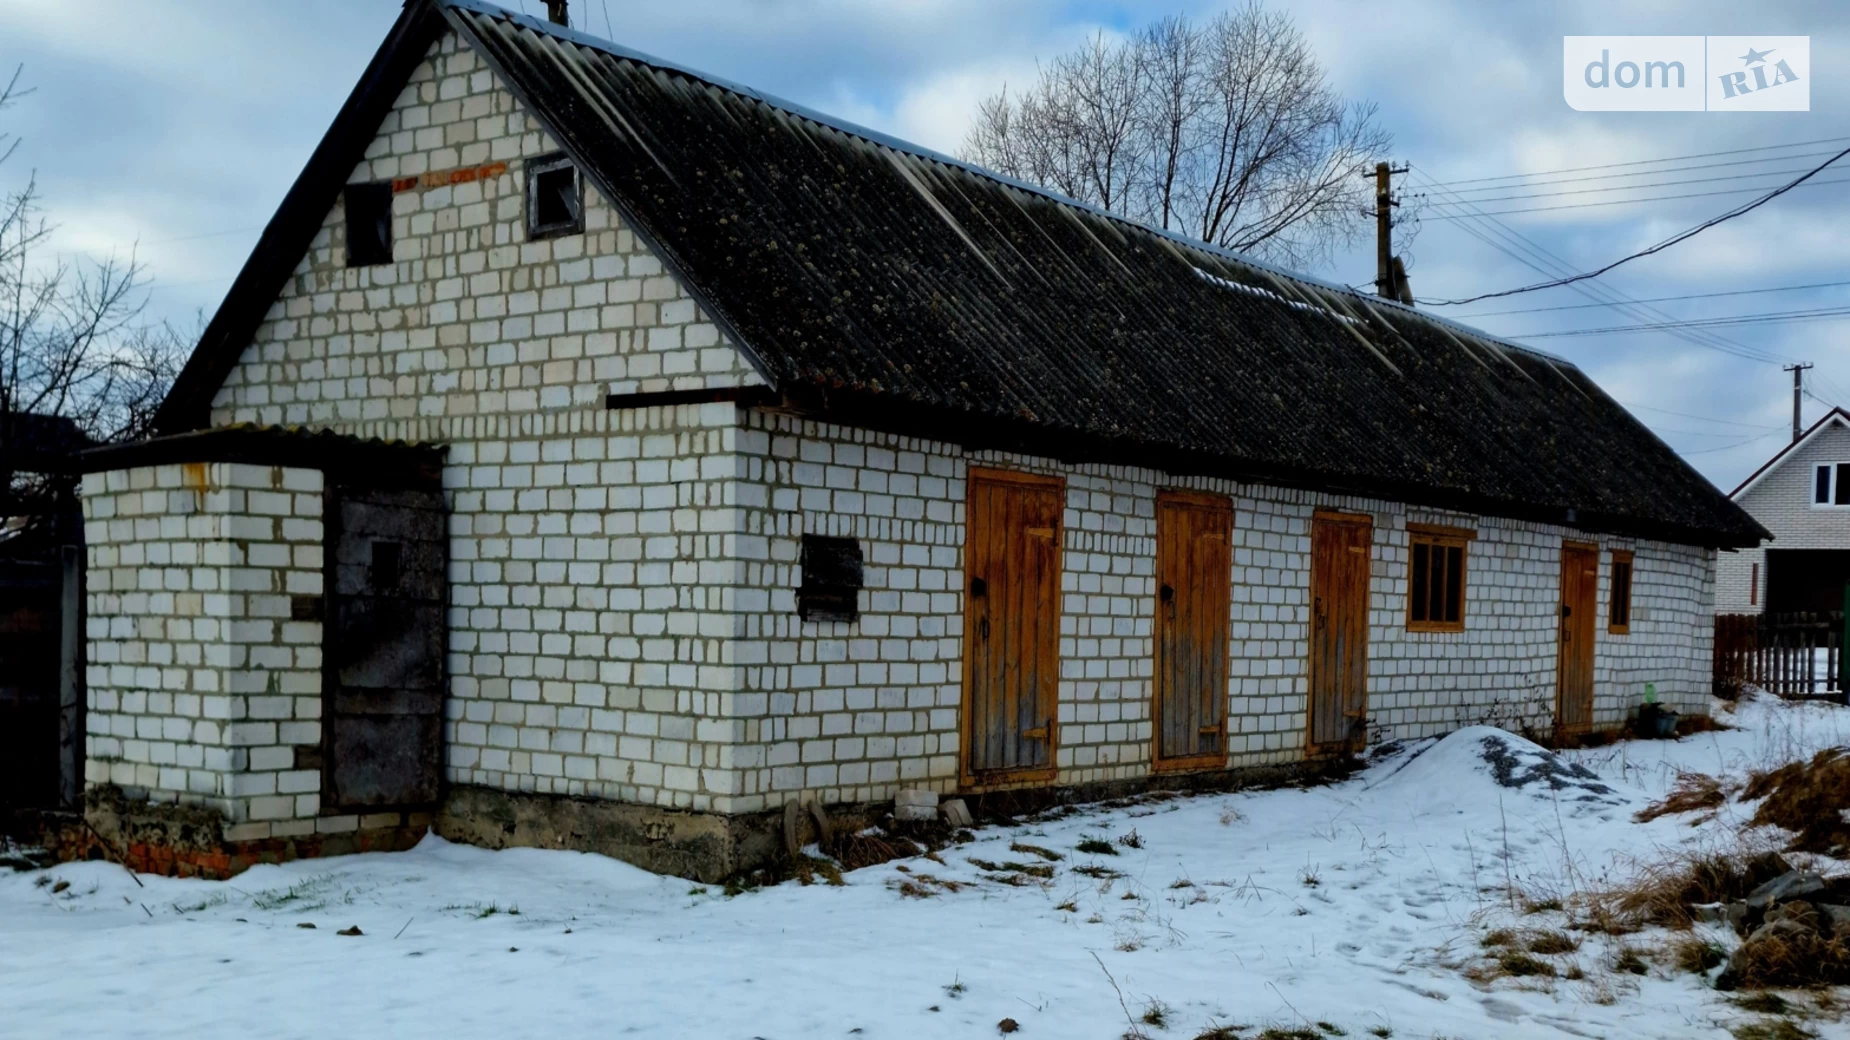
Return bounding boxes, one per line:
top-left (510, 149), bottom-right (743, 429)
top-left (1740, 46), bottom-right (1775, 65)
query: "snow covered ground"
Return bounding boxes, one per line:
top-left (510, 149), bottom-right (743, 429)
top-left (6, 694), bottom-right (1849, 1040)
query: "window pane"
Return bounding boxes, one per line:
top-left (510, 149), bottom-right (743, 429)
top-left (1410, 543), bottom-right (1429, 622)
top-left (1819, 465), bottom-right (1834, 504)
top-left (1443, 545), bottom-right (1463, 622)
top-left (1836, 464), bottom-right (1850, 505)
top-left (1611, 559), bottom-right (1632, 627)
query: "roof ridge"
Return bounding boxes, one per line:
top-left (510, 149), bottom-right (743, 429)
top-left (435, 0), bottom-right (1571, 369)
top-left (1729, 405), bottom-right (1850, 498)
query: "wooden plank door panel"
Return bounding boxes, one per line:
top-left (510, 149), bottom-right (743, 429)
top-left (1556, 543), bottom-right (1599, 740)
top-left (1154, 491), bottom-right (1232, 769)
top-left (1309, 513), bottom-right (1371, 752)
top-left (324, 485), bottom-right (448, 810)
top-left (964, 469), bottom-right (1063, 783)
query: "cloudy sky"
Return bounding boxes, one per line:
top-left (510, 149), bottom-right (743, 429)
top-left (3, 0), bottom-right (1844, 489)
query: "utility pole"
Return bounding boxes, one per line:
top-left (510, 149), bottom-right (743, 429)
top-left (1369, 161), bottom-right (1413, 304)
top-left (1784, 363), bottom-right (1813, 442)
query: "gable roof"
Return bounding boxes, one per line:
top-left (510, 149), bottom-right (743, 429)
top-left (156, 0), bottom-right (1767, 549)
top-left (1729, 407), bottom-right (1850, 499)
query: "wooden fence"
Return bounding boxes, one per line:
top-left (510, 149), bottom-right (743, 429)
top-left (1714, 611), bottom-right (1850, 701)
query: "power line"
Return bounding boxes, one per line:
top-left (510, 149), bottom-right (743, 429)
top-left (1422, 163), bottom-right (1841, 205)
top-left (1453, 279), bottom-right (1850, 319)
top-left (1514, 305), bottom-right (1850, 338)
top-left (1422, 136), bottom-right (1850, 188)
top-left (1420, 172), bottom-right (1850, 220)
top-left (1411, 170), bottom-right (1794, 365)
top-left (1620, 401), bottom-right (1792, 430)
top-left (1426, 147), bottom-right (1849, 193)
top-left (1679, 427), bottom-right (1789, 455)
top-left (1420, 143), bottom-right (1850, 306)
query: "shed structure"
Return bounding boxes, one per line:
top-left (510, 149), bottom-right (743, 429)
top-left (76, 0), bottom-right (1765, 879)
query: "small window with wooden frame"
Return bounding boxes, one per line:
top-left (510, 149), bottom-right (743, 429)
top-left (1406, 522), bottom-right (1474, 632)
top-left (1608, 549), bottom-right (1634, 634)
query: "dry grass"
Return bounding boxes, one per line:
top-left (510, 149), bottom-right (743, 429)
top-left (892, 872), bottom-right (965, 898)
top-left (1634, 771), bottom-right (1732, 824)
top-left (1466, 949), bottom-right (1558, 982)
top-left (1743, 749), bottom-right (1850, 854)
top-left (1613, 946), bottom-right (1649, 976)
top-left (1730, 1020), bottom-right (1817, 1040)
top-left (1608, 849), bottom-right (1787, 930)
top-left (967, 858), bottom-right (1055, 879)
top-left (1672, 935), bottom-right (1727, 973)
top-left (1724, 926), bottom-right (1850, 989)
top-left (1526, 931), bottom-right (1579, 955)
top-left (1009, 842), bottom-right (1063, 862)
top-left (830, 830), bottom-right (921, 871)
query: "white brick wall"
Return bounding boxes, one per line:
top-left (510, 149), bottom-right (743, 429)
top-left (720, 412), bottom-right (1714, 811)
top-left (205, 33), bottom-right (756, 814)
top-left (1716, 418), bottom-right (1850, 614)
top-left (81, 462), bottom-right (329, 838)
top-left (131, 27), bottom-right (1719, 826)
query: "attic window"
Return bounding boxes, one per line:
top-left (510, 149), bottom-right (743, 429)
top-left (798, 535), bottom-right (862, 623)
top-left (527, 154), bottom-right (584, 239)
top-left (1812, 463), bottom-right (1850, 507)
top-left (344, 182), bottom-right (393, 267)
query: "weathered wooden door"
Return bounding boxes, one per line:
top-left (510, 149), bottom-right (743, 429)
top-left (963, 469), bottom-right (1063, 784)
top-left (1308, 512), bottom-right (1371, 752)
top-left (324, 485), bottom-right (447, 810)
top-left (1153, 491), bottom-right (1232, 769)
top-left (1555, 542), bottom-right (1599, 740)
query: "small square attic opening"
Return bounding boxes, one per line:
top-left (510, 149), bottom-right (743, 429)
top-left (343, 182), bottom-right (393, 267)
top-left (798, 535), bottom-right (862, 623)
top-left (526, 154), bottom-right (583, 239)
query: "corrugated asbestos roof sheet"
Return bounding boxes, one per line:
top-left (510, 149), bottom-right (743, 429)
top-left (158, 0), bottom-right (1766, 548)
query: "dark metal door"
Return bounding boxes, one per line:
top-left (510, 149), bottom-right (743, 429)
top-left (1154, 491), bottom-right (1231, 769)
top-left (1556, 542), bottom-right (1599, 740)
top-left (0, 561), bottom-right (60, 810)
top-left (1309, 512), bottom-right (1371, 752)
top-left (324, 486), bottom-right (447, 810)
top-left (963, 468), bottom-right (1063, 783)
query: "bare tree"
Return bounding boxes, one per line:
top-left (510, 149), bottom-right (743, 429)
top-left (963, 3), bottom-right (1392, 269)
top-left (0, 66), bottom-right (186, 517)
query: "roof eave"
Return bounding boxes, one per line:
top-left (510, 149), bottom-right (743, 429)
top-left (151, 0), bottom-right (452, 435)
top-left (1729, 407), bottom-right (1850, 500)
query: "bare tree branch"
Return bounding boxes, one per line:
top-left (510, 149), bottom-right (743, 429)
top-left (961, 2), bottom-right (1391, 269)
top-left (0, 65), bottom-right (188, 520)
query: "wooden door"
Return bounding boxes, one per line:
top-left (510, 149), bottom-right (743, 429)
top-left (1153, 491), bottom-right (1232, 769)
top-left (1308, 512), bottom-right (1371, 752)
top-left (324, 485), bottom-right (448, 810)
top-left (963, 469), bottom-right (1063, 783)
top-left (1555, 542), bottom-right (1599, 740)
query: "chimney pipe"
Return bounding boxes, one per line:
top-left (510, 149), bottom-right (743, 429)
top-left (545, 1), bottom-right (568, 26)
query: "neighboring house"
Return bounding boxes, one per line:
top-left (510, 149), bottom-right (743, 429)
top-left (1717, 408), bottom-right (1850, 615)
top-left (64, 0), bottom-right (1764, 880)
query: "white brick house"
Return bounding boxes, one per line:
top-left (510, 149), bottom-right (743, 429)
top-left (1717, 408), bottom-right (1850, 615)
top-left (66, 0), bottom-right (1765, 880)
